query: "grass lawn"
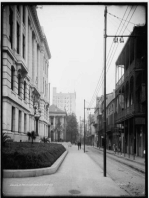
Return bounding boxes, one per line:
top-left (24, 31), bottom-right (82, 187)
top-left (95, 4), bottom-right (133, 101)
top-left (2, 142), bottom-right (66, 169)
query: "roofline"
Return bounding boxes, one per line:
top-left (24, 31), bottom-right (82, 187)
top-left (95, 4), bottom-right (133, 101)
top-left (30, 6), bottom-right (51, 59)
top-left (115, 24), bottom-right (146, 65)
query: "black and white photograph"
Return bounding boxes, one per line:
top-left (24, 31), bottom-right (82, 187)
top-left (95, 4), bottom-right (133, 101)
top-left (1, 1), bottom-right (147, 197)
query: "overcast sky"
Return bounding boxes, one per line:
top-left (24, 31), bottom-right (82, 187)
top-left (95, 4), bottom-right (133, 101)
top-left (37, 4), bottom-right (146, 121)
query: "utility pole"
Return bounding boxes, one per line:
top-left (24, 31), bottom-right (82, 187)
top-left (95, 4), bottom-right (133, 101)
top-left (103, 6), bottom-right (107, 177)
top-left (84, 99), bottom-right (85, 153)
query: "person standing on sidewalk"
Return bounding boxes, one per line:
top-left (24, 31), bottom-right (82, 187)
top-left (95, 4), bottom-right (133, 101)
top-left (78, 141), bottom-right (80, 150)
top-left (113, 144), bottom-right (116, 154)
top-left (80, 141), bottom-right (81, 149)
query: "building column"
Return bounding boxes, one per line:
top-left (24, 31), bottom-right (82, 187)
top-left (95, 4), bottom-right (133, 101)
top-left (40, 48), bottom-right (44, 93)
top-left (21, 111), bottom-right (24, 133)
top-left (2, 101), bottom-right (11, 132)
top-left (128, 119), bottom-right (130, 158)
top-left (25, 6), bottom-right (28, 65)
top-left (26, 113), bottom-right (29, 133)
top-left (133, 118), bottom-right (135, 159)
top-left (26, 82), bottom-right (29, 104)
top-left (14, 69), bottom-right (18, 93)
top-left (32, 33), bottom-right (35, 83)
top-left (37, 45), bottom-right (40, 91)
top-left (19, 6), bottom-right (23, 57)
top-left (20, 77), bottom-right (24, 99)
top-left (14, 107), bottom-right (18, 133)
top-left (28, 24), bottom-right (32, 78)
top-left (34, 39), bottom-right (37, 85)
top-left (13, 6), bottom-right (17, 51)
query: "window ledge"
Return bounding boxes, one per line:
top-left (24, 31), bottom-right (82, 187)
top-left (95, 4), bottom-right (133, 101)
top-left (11, 90), bottom-right (16, 96)
top-left (18, 95), bottom-right (22, 101)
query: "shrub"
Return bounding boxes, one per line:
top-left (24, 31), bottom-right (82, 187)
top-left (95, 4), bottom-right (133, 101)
top-left (2, 133), bottom-right (11, 147)
top-left (40, 137), bottom-right (50, 143)
top-left (2, 142), bottom-right (66, 169)
top-left (27, 131), bottom-right (36, 144)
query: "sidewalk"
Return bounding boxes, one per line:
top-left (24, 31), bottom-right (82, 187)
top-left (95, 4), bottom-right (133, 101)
top-left (93, 146), bottom-right (145, 173)
top-left (3, 145), bottom-right (129, 196)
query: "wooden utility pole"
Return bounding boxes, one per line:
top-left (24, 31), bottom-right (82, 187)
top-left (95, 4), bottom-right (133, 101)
top-left (103, 6), bottom-right (107, 177)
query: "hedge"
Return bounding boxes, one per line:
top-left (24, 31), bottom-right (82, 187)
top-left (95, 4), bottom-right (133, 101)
top-left (2, 142), bottom-right (66, 169)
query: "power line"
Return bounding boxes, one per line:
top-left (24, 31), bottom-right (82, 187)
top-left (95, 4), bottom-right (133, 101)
top-left (107, 11), bottom-right (137, 25)
top-left (106, 6), bottom-right (132, 67)
top-left (106, 6), bottom-right (138, 78)
top-left (88, 6), bottom-right (130, 108)
top-left (88, 6), bottom-right (137, 108)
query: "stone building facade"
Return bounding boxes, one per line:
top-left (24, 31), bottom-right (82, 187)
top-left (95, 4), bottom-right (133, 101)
top-left (2, 4), bottom-right (51, 142)
top-left (49, 105), bottom-right (67, 142)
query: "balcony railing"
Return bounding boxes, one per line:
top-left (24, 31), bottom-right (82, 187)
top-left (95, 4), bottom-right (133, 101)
top-left (115, 104), bottom-right (134, 121)
top-left (116, 75), bottom-right (124, 89)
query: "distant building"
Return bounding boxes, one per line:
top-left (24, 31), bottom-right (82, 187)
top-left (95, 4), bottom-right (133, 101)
top-left (52, 87), bottom-right (76, 115)
top-left (95, 92), bottom-right (115, 148)
top-left (86, 114), bottom-right (96, 146)
top-left (49, 104), bottom-right (67, 142)
top-left (2, 4), bottom-right (51, 142)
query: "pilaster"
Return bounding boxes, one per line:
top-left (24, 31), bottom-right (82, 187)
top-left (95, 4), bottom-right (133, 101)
top-left (40, 50), bottom-right (44, 93)
top-left (28, 25), bottom-right (32, 78)
top-left (34, 39), bottom-right (37, 85)
top-left (26, 81), bottom-right (29, 104)
top-left (25, 7), bottom-right (28, 65)
top-left (15, 108), bottom-right (18, 132)
top-left (32, 33), bottom-right (35, 83)
top-left (2, 101), bottom-right (11, 131)
top-left (12, 6), bottom-right (16, 51)
top-left (37, 45), bottom-right (41, 91)
top-left (20, 6), bottom-right (23, 57)
top-left (20, 77), bottom-right (24, 98)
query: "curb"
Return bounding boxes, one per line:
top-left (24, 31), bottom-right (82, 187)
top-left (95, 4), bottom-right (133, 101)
top-left (94, 146), bottom-right (144, 165)
top-left (3, 150), bottom-right (68, 178)
top-left (92, 146), bottom-right (145, 173)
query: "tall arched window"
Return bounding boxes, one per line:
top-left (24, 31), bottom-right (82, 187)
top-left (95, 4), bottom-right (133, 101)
top-left (24, 81), bottom-right (26, 100)
top-left (18, 74), bottom-right (21, 96)
top-left (11, 66), bottom-right (15, 90)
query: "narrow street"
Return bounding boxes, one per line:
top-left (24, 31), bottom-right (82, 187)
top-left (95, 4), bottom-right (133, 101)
top-left (85, 146), bottom-right (145, 196)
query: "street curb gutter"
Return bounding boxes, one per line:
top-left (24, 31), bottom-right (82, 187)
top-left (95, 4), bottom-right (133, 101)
top-left (93, 147), bottom-right (145, 174)
top-left (3, 150), bottom-right (68, 178)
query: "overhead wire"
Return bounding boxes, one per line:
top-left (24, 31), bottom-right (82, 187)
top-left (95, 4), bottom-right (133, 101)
top-left (106, 6), bottom-right (133, 72)
top-left (88, 6), bottom-right (130, 108)
top-left (107, 11), bottom-right (137, 25)
top-left (88, 5), bottom-right (137, 108)
top-left (106, 5), bottom-right (138, 75)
